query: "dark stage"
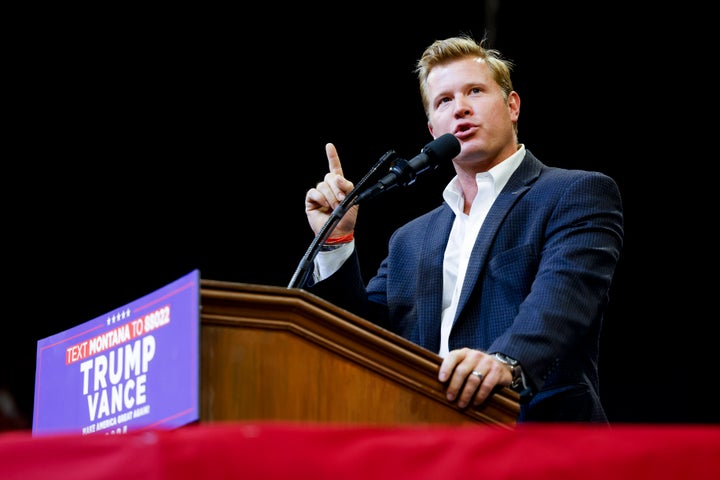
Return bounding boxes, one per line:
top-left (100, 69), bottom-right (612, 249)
top-left (3, 2), bottom-right (714, 428)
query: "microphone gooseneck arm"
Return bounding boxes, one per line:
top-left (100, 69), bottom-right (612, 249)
top-left (287, 149), bottom-right (398, 289)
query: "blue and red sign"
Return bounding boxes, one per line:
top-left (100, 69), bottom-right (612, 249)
top-left (33, 270), bottom-right (200, 436)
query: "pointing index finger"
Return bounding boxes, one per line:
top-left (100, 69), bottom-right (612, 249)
top-left (325, 143), bottom-right (343, 176)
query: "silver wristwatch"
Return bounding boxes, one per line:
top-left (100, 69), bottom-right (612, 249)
top-left (493, 353), bottom-right (523, 390)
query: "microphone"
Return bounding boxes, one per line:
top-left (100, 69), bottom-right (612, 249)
top-left (355, 133), bottom-right (460, 203)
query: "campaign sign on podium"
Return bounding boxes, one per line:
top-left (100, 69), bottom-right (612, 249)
top-left (33, 270), bottom-right (200, 436)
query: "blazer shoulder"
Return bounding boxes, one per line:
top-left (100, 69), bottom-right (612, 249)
top-left (523, 150), bottom-right (620, 190)
top-left (392, 202), bottom-right (453, 238)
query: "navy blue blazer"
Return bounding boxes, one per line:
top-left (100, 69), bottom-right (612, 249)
top-left (309, 150), bottom-right (624, 422)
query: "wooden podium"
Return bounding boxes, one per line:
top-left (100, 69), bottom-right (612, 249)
top-left (199, 279), bottom-right (520, 427)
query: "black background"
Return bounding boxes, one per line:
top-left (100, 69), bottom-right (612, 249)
top-left (4, 2), bottom-right (715, 427)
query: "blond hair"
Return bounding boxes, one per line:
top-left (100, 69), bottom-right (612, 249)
top-left (415, 35), bottom-right (516, 133)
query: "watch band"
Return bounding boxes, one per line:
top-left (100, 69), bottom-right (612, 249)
top-left (493, 353), bottom-right (523, 390)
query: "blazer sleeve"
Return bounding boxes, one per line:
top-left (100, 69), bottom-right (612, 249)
top-left (486, 169), bottom-right (624, 393)
top-left (305, 250), bottom-right (383, 324)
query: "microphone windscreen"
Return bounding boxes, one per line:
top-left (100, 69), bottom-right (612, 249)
top-left (423, 133), bottom-right (461, 163)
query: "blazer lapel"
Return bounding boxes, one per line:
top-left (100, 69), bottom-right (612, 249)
top-left (416, 205), bottom-right (454, 352)
top-left (455, 153), bottom-right (541, 322)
